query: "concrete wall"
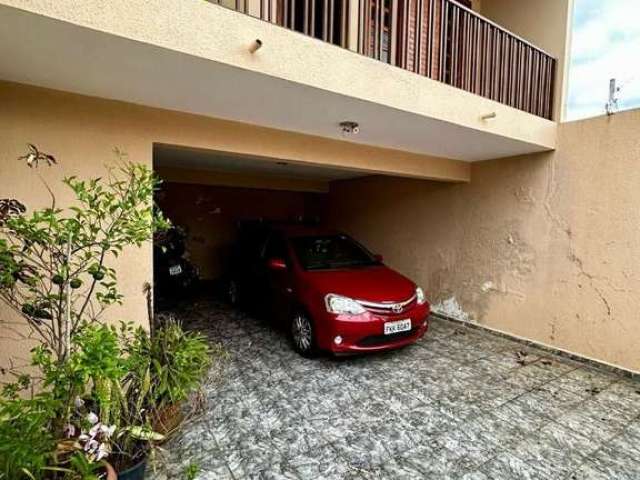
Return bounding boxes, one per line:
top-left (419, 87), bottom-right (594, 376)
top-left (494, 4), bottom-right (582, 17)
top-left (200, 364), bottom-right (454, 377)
top-left (0, 87), bottom-right (154, 368)
top-left (156, 166), bottom-right (331, 194)
top-left (0, 0), bottom-right (557, 154)
top-left (156, 181), bottom-right (326, 280)
top-left (0, 81), bottom-right (468, 182)
top-left (328, 109), bottom-right (640, 373)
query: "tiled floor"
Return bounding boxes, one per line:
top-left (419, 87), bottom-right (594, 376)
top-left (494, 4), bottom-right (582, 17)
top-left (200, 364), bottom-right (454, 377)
top-left (151, 301), bottom-right (640, 479)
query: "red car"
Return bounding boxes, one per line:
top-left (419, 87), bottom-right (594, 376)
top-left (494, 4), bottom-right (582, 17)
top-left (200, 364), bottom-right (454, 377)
top-left (227, 223), bottom-right (430, 356)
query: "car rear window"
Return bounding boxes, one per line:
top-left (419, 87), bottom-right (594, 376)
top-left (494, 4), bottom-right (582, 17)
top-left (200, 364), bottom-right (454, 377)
top-left (291, 235), bottom-right (378, 270)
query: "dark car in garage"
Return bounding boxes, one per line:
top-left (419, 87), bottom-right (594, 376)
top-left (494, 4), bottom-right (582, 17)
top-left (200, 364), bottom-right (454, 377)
top-left (227, 222), bottom-right (430, 356)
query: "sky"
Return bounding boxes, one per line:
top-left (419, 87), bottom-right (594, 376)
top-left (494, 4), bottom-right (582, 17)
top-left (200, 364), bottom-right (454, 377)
top-left (566, 0), bottom-right (640, 120)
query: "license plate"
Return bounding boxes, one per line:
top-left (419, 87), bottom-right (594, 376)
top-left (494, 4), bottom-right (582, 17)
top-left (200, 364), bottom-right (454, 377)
top-left (384, 319), bottom-right (411, 335)
top-left (169, 265), bottom-right (182, 276)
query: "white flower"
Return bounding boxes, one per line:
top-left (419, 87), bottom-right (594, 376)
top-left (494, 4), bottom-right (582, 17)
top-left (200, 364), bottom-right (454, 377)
top-left (84, 438), bottom-right (99, 453)
top-left (89, 423), bottom-right (101, 438)
top-left (63, 423), bottom-right (76, 438)
top-left (99, 424), bottom-right (116, 438)
top-left (86, 412), bottom-right (99, 425)
top-left (96, 442), bottom-right (111, 461)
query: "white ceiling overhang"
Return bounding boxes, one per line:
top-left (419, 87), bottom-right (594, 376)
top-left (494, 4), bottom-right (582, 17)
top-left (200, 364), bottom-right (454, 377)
top-left (0, 2), bottom-right (557, 162)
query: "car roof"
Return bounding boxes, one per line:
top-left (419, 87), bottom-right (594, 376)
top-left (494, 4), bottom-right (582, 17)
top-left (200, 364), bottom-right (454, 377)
top-left (272, 224), bottom-right (342, 238)
top-left (235, 219), bottom-right (344, 239)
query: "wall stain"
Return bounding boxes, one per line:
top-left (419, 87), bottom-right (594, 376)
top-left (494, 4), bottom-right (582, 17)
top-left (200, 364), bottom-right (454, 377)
top-left (513, 186), bottom-right (537, 208)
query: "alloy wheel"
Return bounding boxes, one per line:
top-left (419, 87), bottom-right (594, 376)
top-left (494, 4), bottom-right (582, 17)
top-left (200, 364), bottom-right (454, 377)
top-left (292, 313), bottom-right (313, 352)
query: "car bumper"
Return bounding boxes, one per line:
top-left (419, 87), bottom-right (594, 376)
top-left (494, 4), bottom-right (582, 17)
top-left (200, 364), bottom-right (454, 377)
top-left (321, 304), bottom-right (430, 353)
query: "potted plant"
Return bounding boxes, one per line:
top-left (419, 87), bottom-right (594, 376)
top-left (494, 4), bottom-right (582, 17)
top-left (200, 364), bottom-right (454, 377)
top-left (124, 318), bottom-right (214, 438)
top-left (1, 146), bottom-right (220, 478)
top-left (0, 146), bottom-right (162, 479)
top-left (0, 322), bottom-right (134, 479)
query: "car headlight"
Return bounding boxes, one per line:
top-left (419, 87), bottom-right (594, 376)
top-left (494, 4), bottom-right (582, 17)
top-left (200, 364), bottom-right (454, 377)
top-left (416, 287), bottom-right (427, 305)
top-left (325, 294), bottom-right (366, 315)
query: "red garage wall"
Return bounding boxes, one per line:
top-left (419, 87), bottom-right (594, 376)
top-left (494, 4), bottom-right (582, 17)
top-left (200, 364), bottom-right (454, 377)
top-left (156, 181), bottom-right (326, 279)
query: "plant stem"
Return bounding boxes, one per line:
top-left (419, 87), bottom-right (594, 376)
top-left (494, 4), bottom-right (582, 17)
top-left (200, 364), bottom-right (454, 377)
top-left (63, 230), bottom-right (72, 360)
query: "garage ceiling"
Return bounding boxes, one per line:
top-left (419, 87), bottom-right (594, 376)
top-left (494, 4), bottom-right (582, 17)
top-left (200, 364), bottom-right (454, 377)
top-left (154, 144), bottom-right (365, 181)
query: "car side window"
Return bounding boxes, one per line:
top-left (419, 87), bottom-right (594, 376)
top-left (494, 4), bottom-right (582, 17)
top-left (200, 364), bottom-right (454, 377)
top-left (264, 234), bottom-right (289, 262)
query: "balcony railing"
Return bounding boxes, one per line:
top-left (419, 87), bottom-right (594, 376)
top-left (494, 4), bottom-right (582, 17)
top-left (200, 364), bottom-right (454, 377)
top-left (212, 0), bottom-right (351, 46)
top-left (209, 0), bottom-right (556, 120)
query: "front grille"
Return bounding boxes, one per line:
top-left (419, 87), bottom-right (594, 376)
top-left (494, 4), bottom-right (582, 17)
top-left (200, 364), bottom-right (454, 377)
top-left (357, 328), bottom-right (416, 347)
top-left (357, 294), bottom-right (417, 315)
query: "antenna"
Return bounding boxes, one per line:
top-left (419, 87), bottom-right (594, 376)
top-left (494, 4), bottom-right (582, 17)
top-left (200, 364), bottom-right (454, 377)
top-left (605, 78), bottom-right (620, 116)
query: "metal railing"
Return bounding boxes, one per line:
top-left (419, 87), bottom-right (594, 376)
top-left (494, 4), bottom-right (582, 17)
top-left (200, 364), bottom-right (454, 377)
top-left (438, 0), bottom-right (555, 119)
top-left (358, 0), bottom-right (556, 119)
top-left (208, 0), bottom-right (349, 46)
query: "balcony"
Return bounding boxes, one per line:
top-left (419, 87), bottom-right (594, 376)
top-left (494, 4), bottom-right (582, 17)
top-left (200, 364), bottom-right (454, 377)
top-left (0, 0), bottom-right (558, 173)
top-left (210, 0), bottom-right (556, 120)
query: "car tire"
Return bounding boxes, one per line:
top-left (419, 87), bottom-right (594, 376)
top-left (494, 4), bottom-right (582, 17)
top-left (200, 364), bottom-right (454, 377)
top-left (290, 311), bottom-right (317, 357)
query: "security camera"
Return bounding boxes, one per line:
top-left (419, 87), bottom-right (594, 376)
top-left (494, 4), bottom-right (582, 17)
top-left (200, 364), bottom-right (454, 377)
top-left (339, 121), bottom-right (359, 135)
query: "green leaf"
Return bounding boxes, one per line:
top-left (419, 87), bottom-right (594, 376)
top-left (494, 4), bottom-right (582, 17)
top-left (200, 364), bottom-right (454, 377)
top-left (124, 426), bottom-right (165, 441)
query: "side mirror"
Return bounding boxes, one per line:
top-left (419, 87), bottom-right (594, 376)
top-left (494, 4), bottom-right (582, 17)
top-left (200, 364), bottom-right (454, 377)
top-left (374, 254), bottom-right (384, 263)
top-left (268, 258), bottom-right (287, 270)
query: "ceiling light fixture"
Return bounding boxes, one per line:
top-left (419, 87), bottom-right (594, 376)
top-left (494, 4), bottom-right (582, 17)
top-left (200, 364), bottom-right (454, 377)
top-left (339, 121), bottom-right (359, 135)
top-left (249, 39), bottom-right (263, 54)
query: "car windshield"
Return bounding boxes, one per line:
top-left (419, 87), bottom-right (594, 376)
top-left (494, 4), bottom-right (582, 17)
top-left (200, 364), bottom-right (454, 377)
top-left (291, 235), bottom-right (379, 270)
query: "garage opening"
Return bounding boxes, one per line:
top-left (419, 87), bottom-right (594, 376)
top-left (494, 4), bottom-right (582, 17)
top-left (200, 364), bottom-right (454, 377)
top-left (152, 143), bottom-right (366, 308)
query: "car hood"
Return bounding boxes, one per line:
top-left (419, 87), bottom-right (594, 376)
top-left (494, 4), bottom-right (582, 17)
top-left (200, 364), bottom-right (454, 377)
top-left (304, 265), bottom-right (416, 303)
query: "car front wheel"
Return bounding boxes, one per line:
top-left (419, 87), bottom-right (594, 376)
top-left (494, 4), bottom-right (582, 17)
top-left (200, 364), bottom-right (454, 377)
top-left (291, 312), bottom-right (316, 357)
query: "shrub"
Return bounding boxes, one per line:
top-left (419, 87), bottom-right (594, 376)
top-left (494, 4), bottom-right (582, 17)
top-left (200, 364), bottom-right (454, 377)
top-left (0, 149), bottom-right (169, 364)
top-left (126, 319), bottom-right (212, 410)
top-left (0, 147), bottom-right (218, 477)
top-left (0, 394), bottom-right (57, 479)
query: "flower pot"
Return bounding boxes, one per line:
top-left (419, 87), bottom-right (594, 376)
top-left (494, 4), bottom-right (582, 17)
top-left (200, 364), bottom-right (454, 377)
top-left (117, 457), bottom-right (147, 480)
top-left (104, 462), bottom-right (118, 480)
top-left (151, 401), bottom-right (185, 437)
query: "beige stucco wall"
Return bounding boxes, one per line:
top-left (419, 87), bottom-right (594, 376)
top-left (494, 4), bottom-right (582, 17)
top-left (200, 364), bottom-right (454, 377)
top-left (0, 81), bottom-right (470, 183)
top-left (0, 89), bottom-right (154, 369)
top-left (0, 0), bottom-right (556, 151)
top-left (156, 166), bottom-right (331, 193)
top-left (328, 109), bottom-right (640, 373)
top-left (480, 0), bottom-right (574, 121)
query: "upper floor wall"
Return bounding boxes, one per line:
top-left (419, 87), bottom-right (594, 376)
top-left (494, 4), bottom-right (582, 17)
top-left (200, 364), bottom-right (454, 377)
top-left (211, 0), bottom-right (571, 121)
top-left (0, 0), bottom-right (565, 170)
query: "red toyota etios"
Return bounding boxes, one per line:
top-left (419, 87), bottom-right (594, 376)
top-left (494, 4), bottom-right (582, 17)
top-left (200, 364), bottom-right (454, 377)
top-left (228, 223), bottom-right (430, 356)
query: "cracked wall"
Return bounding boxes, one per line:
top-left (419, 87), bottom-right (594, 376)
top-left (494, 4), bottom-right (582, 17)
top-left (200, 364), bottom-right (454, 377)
top-left (327, 109), bottom-right (640, 372)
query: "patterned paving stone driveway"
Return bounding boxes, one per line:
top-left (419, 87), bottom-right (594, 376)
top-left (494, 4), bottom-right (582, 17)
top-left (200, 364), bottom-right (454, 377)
top-left (151, 301), bottom-right (640, 479)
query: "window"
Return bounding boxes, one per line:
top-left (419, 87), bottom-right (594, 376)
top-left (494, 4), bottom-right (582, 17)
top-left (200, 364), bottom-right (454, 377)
top-left (291, 235), bottom-right (379, 270)
top-left (264, 233), bottom-right (289, 261)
